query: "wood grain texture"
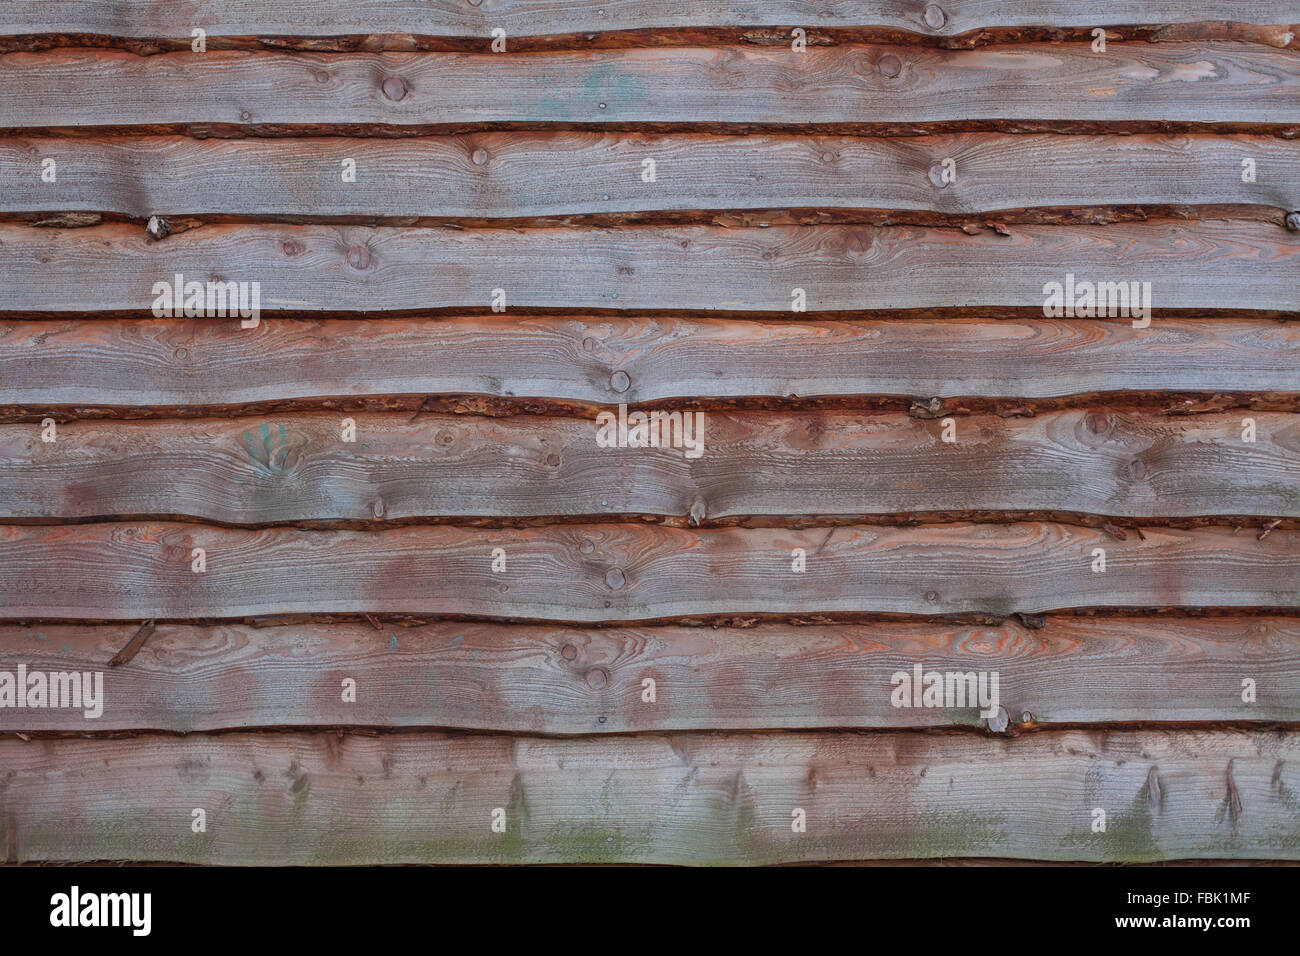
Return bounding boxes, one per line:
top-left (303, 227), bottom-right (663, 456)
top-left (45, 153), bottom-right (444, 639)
top-left (2, 618), bottom-right (1298, 732)
top-left (2, 220), bottom-right (1295, 314)
top-left (3, 317), bottom-right (1297, 410)
top-left (3, 729), bottom-right (1297, 863)
top-left (4, 133), bottom-right (1298, 219)
top-left (4, 1), bottom-right (1296, 42)
top-left (1, 522), bottom-right (1296, 621)
top-left (2, 45), bottom-right (1296, 132)
top-left (4, 410), bottom-right (1297, 523)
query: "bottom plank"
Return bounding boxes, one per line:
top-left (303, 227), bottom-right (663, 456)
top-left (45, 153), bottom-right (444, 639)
top-left (2, 730), bottom-right (1296, 864)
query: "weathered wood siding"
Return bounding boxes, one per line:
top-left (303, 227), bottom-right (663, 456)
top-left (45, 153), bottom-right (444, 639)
top-left (0, 3), bottom-right (1296, 865)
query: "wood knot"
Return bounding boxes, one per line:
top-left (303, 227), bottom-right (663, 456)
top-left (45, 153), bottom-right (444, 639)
top-left (923, 4), bottom-right (947, 29)
top-left (605, 567), bottom-right (626, 590)
top-left (346, 245), bottom-right (372, 270)
top-left (561, 643), bottom-right (577, 660)
top-left (471, 147), bottom-right (489, 165)
top-left (1085, 411), bottom-right (1109, 434)
top-left (877, 55), bottom-right (902, 78)
top-left (1286, 211), bottom-right (1300, 232)
top-left (843, 230), bottom-right (872, 255)
top-left (609, 370), bottom-right (631, 393)
top-left (585, 667), bottom-right (609, 689)
top-left (281, 239), bottom-right (304, 256)
top-left (381, 76), bottom-right (408, 101)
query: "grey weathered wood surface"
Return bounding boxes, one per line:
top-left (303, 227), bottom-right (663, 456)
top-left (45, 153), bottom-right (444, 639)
top-left (1, 522), bottom-right (1295, 620)
top-left (2, 618), bottom-right (1296, 732)
top-left (2, 729), bottom-right (1296, 863)
top-left (3, 1), bottom-right (1296, 42)
top-left (3, 317), bottom-right (1296, 410)
top-left (2, 45), bottom-right (1296, 132)
top-left (2, 1), bottom-right (1298, 871)
top-left (2, 220), bottom-right (1295, 314)
top-left (4, 133), bottom-right (1297, 219)
top-left (3, 410), bottom-right (1296, 523)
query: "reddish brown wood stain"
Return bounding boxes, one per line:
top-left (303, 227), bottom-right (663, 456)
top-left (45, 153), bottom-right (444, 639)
top-left (0, 4), bottom-right (1296, 866)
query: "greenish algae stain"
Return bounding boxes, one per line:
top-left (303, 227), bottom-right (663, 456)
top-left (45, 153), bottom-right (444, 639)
top-left (1064, 781), bottom-right (1163, 862)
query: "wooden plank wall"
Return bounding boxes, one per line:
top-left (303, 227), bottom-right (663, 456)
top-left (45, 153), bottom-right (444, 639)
top-left (0, 2), bottom-right (1297, 865)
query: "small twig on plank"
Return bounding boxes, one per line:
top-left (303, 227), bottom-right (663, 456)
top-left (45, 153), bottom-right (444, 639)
top-left (1259, 519), bottom-right (1282, 541)
top-left (108, 620), bottom-right (156, 667)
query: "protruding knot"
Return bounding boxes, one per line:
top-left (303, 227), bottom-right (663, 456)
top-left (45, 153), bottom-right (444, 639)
top-left (985, 705), bottom-right (1009, 733)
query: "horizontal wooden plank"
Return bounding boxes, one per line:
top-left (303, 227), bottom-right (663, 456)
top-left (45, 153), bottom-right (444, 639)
top-left (2, 220), bottom-right (1295, 314)
top-left (3, 729), bottom-right (1297, 862)
top-left (3, 316), bottom-right (1297, 410)
top-left (4, 410), bottom-right (1297, 523)
top-left (1, 522), bottom-right (1296, 621)
top-left (2, 45), bottom-right (1296, 133)
top-left (4, 133), bottom-right (1297, 221)
top-left (2, 617), bottom-right (1297, 732)
top-left (3, 1), bottom-right (1296, 45)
